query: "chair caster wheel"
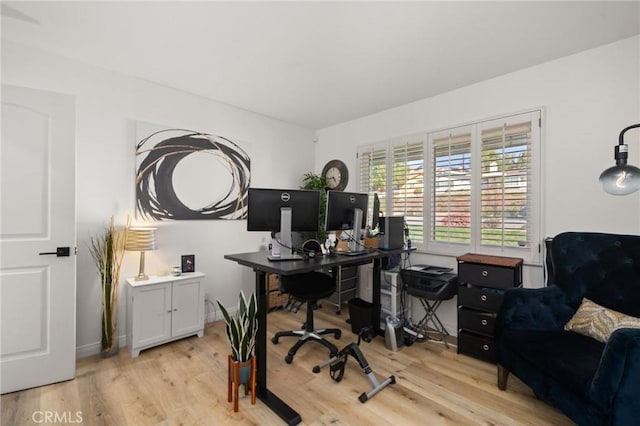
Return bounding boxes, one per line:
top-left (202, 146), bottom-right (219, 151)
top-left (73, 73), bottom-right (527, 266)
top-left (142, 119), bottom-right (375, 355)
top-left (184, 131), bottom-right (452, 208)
top-left (359, 393), bottom-right (368, 403)
top-left (285, 354), bottom-right (293, 364)
top-left (334, 331), bottom-right (342, 339)
top-left (271, 336), bottom-right (279, 344)
top-left (312, 366), bottom-right (320, 374)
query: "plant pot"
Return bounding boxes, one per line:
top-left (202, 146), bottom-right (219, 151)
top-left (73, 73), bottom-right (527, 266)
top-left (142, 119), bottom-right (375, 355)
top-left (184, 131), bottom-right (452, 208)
top-left (100, 288), bottom-right (119, 358)
top-left (100, 333), bottom-right (119, 358)
top-left (227, 355), bottom-right (256, 412)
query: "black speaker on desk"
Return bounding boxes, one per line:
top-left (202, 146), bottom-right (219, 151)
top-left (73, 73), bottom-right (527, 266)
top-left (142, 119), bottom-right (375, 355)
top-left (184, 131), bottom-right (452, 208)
top-left (378, 216), bottom-right (404, 250)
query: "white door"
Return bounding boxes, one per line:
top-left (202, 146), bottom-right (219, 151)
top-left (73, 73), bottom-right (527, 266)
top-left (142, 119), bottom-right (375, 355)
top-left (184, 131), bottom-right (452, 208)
top-left (1, 84), bottom-right (76, 394)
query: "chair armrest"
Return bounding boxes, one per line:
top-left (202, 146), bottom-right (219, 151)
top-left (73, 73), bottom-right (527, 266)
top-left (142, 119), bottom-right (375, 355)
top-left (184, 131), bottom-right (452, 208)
top-left (589, 328), bottom-right (640, 422)
top-left (495, 286), bottom-right (574, 333)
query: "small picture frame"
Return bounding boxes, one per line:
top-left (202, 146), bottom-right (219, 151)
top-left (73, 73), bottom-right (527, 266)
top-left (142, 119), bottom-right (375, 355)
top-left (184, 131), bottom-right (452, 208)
top-left (181, 255), bottom-right (195, 273)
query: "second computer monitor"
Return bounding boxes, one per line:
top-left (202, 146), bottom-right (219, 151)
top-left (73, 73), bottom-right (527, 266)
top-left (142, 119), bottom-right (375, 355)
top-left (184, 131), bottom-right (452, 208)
top-left (325, 191), bottom-right (368, 252)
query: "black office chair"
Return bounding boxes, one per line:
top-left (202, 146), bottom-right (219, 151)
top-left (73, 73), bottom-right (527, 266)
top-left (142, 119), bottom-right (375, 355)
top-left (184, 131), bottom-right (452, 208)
top-left (271, 271), bottom-right (342, 364)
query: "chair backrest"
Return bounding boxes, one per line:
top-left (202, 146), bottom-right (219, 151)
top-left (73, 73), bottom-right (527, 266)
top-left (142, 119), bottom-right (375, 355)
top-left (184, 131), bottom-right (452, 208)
top-left (550, 232), bottom-right (640, 317)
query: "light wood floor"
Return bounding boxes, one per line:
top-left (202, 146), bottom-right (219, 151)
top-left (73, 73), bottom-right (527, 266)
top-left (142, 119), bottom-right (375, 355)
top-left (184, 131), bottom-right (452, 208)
top-left (2, 303), bottom-right (574, 425)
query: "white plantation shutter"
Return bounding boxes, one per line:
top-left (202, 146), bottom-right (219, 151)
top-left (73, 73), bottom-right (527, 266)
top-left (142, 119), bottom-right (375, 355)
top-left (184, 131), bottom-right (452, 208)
top-left (358, 145), bottom-right (387, 227)
top-left (480, 119), bottom-right (533, 249)
top-left (358, 109), bottom-right (542, 263)
top-left (430, 130), bottom-right (472, 245)
top-left (391, 139), bottom-right (424, 245)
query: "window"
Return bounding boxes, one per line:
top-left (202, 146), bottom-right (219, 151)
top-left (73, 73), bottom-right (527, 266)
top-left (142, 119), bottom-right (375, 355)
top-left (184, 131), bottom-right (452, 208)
top-left (358, 135), bottom-right (425, 248)
top-left (358, 110), bottom-right (542, 263)
top-left (427, 111), bottom-right (541, 262)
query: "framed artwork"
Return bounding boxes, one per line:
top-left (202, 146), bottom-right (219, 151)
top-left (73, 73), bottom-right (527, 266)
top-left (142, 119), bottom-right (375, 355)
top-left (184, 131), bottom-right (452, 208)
top-left (135, 122), bottom-right (251, 220)
top-left (181, 255), bottom-right (195, 273)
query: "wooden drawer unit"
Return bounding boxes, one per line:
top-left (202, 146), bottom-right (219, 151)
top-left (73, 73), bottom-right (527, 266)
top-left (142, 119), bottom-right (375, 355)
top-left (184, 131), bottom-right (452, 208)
top-left (457, 285), bottom-right (504, 312)
top-left (458, 307), bottom-right (496, 336)
top-left (458, 330), bottom-right (496, 363)
top-left (456, 253), bottom-right (523, 363)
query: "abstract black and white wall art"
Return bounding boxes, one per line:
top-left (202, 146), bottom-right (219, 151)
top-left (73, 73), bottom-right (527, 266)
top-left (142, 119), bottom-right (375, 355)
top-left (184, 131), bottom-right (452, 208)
top-left (135, 122), bottom-right (250, 220)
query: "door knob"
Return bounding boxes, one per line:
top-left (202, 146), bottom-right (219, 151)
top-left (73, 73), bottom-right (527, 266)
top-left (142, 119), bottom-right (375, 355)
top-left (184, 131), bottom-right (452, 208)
top-left (39, 247), bottom-right (70, 257)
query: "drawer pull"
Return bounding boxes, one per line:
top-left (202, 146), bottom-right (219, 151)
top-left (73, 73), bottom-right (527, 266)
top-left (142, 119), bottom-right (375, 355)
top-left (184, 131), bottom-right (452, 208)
top-left (482, 270), bottom-right (488, 277)
top-left (480, 295), bottom-right (487, 301)
top-left (481, 319), bottom-right (488, 326)
top-left (483, 344), bottom-right (489, 351)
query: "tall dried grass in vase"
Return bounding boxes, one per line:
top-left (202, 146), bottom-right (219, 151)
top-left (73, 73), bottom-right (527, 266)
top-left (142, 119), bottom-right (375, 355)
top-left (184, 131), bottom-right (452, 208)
top-left (90, 216), bottom-right (129, 357)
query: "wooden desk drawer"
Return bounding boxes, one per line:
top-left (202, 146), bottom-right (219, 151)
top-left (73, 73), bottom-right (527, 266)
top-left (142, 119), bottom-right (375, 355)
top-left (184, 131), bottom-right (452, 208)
top-left (458, 330), bottom-right (496, 363)
top-left (458, 307), bottom-right (496, 336)
top-left (458, 262), bottom-right (519, 289)
top-left (458, 285), bottom-right (504, 312)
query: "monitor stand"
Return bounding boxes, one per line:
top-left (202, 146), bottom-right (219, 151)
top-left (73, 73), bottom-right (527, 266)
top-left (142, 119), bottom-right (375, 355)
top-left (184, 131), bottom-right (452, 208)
top-left (268, 207), bottom-right (302, 261)
top-left (347, 208), bottom-right (364, 253)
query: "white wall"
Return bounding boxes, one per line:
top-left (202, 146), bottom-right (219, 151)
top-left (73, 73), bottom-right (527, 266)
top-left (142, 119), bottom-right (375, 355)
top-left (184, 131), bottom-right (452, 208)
top-left (3, 35), bottom-right (639, 351)
top-left (316, 36), bottom-right (640, 334)
top-left (2, 40), bottom-right (316, 357)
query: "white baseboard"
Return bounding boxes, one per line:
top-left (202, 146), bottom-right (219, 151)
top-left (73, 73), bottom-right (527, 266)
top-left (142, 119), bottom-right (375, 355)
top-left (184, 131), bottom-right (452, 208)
top-left (76, 335), bottom-right (128, 359)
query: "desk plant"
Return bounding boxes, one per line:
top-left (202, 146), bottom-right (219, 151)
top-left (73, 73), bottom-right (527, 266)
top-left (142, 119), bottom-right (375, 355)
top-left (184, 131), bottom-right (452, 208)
top-left (302, 172), bottom-right (328, 243)
top-left (89, 216), bottom-right (128, 357)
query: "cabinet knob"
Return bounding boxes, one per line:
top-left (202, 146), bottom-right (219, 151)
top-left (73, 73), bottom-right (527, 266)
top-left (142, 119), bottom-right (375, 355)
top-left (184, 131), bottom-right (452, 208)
top-left (480, 295), bottom-right (487, 301)
top-left (482, 270), bottom-right (488, 277)
top-left (482, 344), bottom-right (489, 351)
top-left (481, 319), bottom-right (488, 326)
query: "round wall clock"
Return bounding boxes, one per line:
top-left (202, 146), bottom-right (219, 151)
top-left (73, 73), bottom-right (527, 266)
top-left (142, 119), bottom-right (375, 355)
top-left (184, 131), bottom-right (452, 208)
top-left (322, 159), bottom-right (349, 191)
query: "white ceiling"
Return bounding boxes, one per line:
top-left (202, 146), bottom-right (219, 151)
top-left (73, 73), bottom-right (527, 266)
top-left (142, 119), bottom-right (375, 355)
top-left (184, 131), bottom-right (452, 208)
top-left (2, 1), bottom-right (639, 129)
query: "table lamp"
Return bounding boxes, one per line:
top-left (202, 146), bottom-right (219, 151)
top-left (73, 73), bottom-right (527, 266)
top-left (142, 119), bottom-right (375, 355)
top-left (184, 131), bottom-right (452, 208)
top-left (126, 227), bottom-right (157, 281)
top-left (599, 123), bottom-right (640, 195)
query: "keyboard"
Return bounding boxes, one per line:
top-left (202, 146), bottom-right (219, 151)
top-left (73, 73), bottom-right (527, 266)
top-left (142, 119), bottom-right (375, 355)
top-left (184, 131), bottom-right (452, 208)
top-left (335, 249), bottom-right (377, 257)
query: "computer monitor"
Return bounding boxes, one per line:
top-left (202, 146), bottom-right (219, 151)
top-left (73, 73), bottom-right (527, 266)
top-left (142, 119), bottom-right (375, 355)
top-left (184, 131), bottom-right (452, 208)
top-left (247, 188), bottom-right (320, 260)
top-left (325, 190), bottom-right (368, 253)
top-left (372, 193), bottom-right (380, 230)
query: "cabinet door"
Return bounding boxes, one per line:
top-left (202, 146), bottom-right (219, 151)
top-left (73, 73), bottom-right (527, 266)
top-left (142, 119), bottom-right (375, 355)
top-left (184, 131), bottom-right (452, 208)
top-left (132, 282), bottom-right (172, 348)
top-left (171, 279), bottom-right (203, 337)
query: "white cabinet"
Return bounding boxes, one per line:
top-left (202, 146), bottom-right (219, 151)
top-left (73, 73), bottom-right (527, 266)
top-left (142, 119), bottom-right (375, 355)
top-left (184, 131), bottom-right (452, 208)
top-left (127, 272), bottom-right (205, 357)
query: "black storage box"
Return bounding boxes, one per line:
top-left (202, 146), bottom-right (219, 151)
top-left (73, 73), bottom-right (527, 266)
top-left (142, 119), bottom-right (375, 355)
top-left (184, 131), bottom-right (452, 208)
top-left (348, 297), bottom-right (375, 334)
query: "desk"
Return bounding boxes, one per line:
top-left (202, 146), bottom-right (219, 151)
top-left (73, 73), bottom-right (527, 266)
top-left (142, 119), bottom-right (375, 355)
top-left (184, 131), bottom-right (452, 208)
top-left (224, 248), bottom-right (408, 425)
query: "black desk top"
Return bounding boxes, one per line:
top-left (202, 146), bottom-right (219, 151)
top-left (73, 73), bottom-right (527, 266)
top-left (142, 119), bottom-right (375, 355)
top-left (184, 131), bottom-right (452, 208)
top-left (224, 248), bottom-right (410, 275)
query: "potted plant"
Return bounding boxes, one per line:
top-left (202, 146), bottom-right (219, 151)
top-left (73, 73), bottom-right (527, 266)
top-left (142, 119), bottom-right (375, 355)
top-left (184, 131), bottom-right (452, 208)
top-left (301, 172), bottom-right (328, 243)
top-left (89, 216), bottom-right (128, 357)
top-left (217, 291), bottom-right (258, 411)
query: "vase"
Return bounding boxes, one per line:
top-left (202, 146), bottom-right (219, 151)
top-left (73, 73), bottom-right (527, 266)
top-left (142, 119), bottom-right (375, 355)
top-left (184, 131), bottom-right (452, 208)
top-left (100, 298), bottom-right (119, 358)
top-left (100, 333), bottom-right (119, 358)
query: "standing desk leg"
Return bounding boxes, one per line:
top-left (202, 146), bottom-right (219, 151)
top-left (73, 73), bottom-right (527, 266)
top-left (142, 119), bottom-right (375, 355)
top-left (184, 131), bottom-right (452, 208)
top-left (254, 270), bottom-right (302, 425)
top-left (372, 258), bottom-right (383, 336)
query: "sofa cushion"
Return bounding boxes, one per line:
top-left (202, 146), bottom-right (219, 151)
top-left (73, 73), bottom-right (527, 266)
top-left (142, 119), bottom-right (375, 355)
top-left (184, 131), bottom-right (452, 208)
top-left (500, 329), bottom-right (604, 394)
top-left (564, 298), bottom-right (640, 343)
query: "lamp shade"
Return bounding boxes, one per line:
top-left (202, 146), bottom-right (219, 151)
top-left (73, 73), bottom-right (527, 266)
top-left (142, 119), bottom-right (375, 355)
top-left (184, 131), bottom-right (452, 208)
top-left (125, 227), bottom-right (157, 252)
top-left (599, 164), bottom-right (640, 196)
top-left (599, 124), bottom-right (640, 196)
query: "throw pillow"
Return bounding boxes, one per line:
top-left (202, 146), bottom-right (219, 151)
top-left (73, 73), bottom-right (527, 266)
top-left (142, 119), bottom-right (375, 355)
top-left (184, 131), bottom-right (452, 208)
top-left (564, 298), bottom-right (640, 343)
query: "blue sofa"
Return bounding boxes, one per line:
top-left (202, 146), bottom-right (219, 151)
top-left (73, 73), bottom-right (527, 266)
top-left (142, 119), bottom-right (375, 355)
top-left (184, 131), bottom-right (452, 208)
top-left (495, 232), bottom-right (640, 426)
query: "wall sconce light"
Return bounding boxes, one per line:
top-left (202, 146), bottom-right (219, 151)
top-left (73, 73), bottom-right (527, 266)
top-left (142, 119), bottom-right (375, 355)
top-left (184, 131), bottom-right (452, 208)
top-left (125, 227), bottom-right (157, 281)
top-left (599, 124), bottom-right (640, 196)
